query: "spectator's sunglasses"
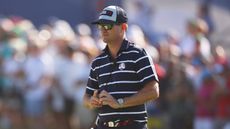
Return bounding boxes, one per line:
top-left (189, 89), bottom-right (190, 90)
top-left (97, 24), bottom-right (115, 30)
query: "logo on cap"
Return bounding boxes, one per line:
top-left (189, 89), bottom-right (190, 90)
top-left (101, 10), bottom-right (113, 16)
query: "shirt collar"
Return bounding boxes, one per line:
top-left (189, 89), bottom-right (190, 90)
top-left (103, 39), bottom-right (129, 57)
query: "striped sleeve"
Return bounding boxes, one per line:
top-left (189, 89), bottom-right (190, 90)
top-left (135, 49), bottom-right (159, 86)
top-left (86, 61), bottom-right (99, 96)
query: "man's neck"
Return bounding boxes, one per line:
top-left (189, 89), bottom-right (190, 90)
top-left (108, 38), bottom-right (124, 58)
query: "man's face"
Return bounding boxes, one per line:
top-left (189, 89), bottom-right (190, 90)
top-left (97, 24), bottom-right (122, 43)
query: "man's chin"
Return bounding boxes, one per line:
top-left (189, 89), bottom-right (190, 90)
top-left (103, 38), bottom-right (109, 43)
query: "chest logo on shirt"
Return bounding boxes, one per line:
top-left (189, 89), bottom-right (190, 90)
top-left (118, 63), bottom-right (125, 70)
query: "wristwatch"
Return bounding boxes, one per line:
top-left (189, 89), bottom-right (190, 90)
top-left (117, 98), bottom-right (124, 108)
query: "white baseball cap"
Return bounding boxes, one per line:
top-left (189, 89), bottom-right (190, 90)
top-left (92, 5), bottom-right (128, 25)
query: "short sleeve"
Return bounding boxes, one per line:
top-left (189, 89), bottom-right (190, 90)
top-left (85, 62), bottom-right (99, 96)
top-left (135, 49), bottom-right (159, 87)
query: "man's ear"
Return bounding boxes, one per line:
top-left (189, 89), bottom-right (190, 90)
top-left (122, 23), bottom-right (128, 31)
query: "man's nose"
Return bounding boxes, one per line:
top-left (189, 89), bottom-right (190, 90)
top-left (101, 28), bottom-right (108, 32)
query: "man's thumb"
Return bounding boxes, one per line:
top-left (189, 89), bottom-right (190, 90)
top-left (93, 90), bottom-right (98, 97)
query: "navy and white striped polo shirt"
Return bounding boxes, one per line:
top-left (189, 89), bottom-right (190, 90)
top-left (86, 39), bottom-right (159, 123)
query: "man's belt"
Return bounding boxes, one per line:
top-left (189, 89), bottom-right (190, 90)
top-left (100, 119), bottom-right (134, 128)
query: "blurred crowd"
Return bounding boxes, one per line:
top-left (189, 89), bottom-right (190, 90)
top-left (0, 1), bottom-right (230, 129)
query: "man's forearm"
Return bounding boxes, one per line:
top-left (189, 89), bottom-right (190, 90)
top-left (121, 80), bottom-right (159, 108)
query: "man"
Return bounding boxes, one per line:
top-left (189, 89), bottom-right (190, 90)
top-left (83, 5), bottom-right (159, 129)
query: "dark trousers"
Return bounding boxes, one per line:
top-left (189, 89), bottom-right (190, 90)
top-left (94, 122), bottom-right (148, 129)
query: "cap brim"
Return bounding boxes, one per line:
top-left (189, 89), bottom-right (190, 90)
top-left (91, 19), bottom-right (116, 25)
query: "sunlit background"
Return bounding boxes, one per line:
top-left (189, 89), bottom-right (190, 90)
top-left (0, 0), bottom-right (230, 129)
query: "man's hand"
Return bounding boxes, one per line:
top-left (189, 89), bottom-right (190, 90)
top-left (89, 90), bottom-right (103, 108)
top-left (99, 90), bottom-right (120, 109)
